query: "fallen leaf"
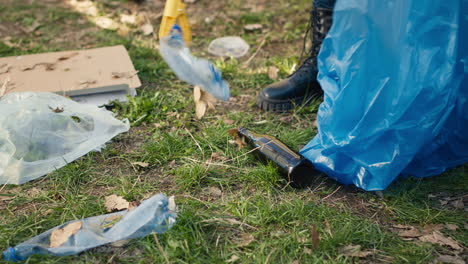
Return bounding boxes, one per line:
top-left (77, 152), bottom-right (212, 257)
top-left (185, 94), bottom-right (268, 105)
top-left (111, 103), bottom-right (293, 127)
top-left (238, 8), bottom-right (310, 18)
top-left (140, 23), bottom-right (154, 35)
top-left (120, 14), bottom-right (136, 24)
top-left (397, 228), bottom-right (422, 238)
top-left (168, 195), bottom-right (177, 211)
top-left (450, 199), bottom-right (464, 209)
top-left (226, 255), bottom-right (239, 263)
top-left (168, 160), bottom-right (176, 168)
top-left (202, 91), bottom-right (217, 110)
top-left (104, 194), bottom-right (130, 212)
top-left (435, 255), bottom-right (465, 264)
top-left (445, 224), bottom-right (458, 231)
top-left (237, 233), bottom-right (254, 247)
top-left (25, 21), bottom-right (42, 33)
top-left (311, 224), bottom-right (320, 249)
top-left (267, 66), bottom-right (279, 79)
top-left (117, 25), bottom-right (130, 37)
top-left (223, 119), bottom-right (234, 125)
top-left (339, 245), bottom-right (373, 258)
top-left (419, 231), bottom-right (461, 250)
top-left (94, 17), bottom-right (118, 30)
top-left (193, 85), bottom-right (202, 102)
top-left (195, 100), bottom-right (207, 119)
top-left (303, 247), bottom-right (312, 255)
top-left (210, 152), bottom-right (228, 162)
top-left (227, 128), bottom-right (247, 148)
top-left (208, 186), bottom-right (222, 197)
top-left (50, 221), bottom-right (82, 248)
top-left (244, 23), bottom-right (263, 32)
top-left (26, 187), bottom-right (42, 198)
top-left (132, 162), bottom-right (149, 168)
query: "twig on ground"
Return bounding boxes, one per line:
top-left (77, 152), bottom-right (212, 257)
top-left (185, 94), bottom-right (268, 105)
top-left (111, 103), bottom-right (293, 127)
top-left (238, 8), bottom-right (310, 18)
top-left (321, 186), bottom-right (342, 202)
top-left (243, 33), bottom-right (270, 67)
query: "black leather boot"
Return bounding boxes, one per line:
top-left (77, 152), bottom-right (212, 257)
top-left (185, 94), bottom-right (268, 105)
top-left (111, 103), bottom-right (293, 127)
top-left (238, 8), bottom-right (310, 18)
top-left (257, 8), bottom-right (333, 112)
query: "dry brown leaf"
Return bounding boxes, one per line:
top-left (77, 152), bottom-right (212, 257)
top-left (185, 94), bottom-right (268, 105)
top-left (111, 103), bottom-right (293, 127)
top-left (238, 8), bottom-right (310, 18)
top-left (24, 21), bottom-right (42, 33)
top-left (445, 224), bottom-right (458, 231)
top-left (208, 186), bottom-right (222, 197)
top-left (311, 224), bottom-right (320, 249)
top-left (435, 255), bottom-right (466, 264)
top-left (50, 221), bottom-right (82, 248)
top-left (195, 100), bottom-right (207, 119)
top-left (304, 247), bottom-right (312, 254)
top-left (226, 255), bottom-right (239, 263)
top-left (339, 245), bottom-right (373, 258)
top-left (418, 231), bottom-right (461, 250)
top-left (397, 228), bottom-right (422, 238)
top-left (267, 66), bottom-right (279, 79)
top-left (132, 162), bottom-right (149, 168)
top-left (140, 23), bottom-right (154, 35)
top-left (104, 194), bottom-right (130, 212)
top-left (202, 91), bottom-right (217, 110)
top-left (168, 195), bottom-right (177, 212)
top-left (117, 26), bottom-right (130, 37)
top-left (223, 119), bottom-right (234, 125)
top-left (193, 85), bottom-right (202, 102)
top-left (120, 14), bottom-right (136, 24)
top-left (244, 23), bottom-right (263, 32)
top-left (94, 17), bottom-right (118, 30)
top-left (450, 199), bottom-right (464, 209)
top-left (237, 233), bottom-right (254, 247)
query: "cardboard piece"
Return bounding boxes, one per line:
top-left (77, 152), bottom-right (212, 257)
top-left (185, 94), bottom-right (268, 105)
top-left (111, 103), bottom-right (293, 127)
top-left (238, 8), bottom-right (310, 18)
top-left (0, 45), bottom-right (141, 97)
top-left (71, 88), bottom-right (137, 107)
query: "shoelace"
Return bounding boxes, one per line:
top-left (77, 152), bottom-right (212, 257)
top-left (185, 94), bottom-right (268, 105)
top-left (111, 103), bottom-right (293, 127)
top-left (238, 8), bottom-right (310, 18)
top-left (292, 8), bottom-right (333, 78)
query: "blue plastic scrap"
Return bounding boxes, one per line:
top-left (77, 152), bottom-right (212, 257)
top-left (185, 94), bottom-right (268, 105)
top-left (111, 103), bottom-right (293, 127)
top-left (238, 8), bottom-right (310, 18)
top-left (3, 194), bottom-right (176, 262)
top-left (159, 24), bottom-right (230, 101)
top-left (300, 0), bottom-right (468, 191)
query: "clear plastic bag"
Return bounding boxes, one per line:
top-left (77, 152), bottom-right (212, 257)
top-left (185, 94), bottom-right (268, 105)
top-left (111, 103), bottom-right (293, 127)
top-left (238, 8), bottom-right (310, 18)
top-left (0, 92), bottom-right (130, 185)
top-left (208, 36), bottom-right (250, 58)
top-left (159, 24), bottom-right (230, 101)
top-left (300, 0), bottom-right (468, 191)
top-left (3, 194), bottom-right (176, 262)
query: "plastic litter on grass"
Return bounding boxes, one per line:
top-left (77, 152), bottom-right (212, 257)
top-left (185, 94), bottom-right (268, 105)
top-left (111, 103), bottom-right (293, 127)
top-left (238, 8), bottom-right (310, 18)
top-left (0, 92), bottom-right (130, 184)
top-left (3, 194), bottom-right (176, 262)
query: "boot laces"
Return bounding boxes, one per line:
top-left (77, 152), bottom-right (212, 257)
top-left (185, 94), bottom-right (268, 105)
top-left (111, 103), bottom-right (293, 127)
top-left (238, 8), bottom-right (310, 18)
top-left (292, 8), bottom-right (331, 79)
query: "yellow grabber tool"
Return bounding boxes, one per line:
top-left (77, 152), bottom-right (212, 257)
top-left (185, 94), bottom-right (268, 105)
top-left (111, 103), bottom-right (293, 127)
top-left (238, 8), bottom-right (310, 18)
top-left (158, 0), bottom-right (192, 45)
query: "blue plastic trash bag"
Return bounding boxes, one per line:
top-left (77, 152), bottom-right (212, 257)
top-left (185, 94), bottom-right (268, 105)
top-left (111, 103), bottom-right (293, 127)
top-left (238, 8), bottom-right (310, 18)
top-left (3, 194), bottom-right (176, 262)
top-left (300, 0), bottom-right (468, 191)
top-left (159, 24), bottom-right (230, 101)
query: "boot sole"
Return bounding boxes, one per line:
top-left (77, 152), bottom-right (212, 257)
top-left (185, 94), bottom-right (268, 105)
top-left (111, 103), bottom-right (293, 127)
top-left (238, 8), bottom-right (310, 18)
top-left (256, 92), bottom-right (313, 112)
